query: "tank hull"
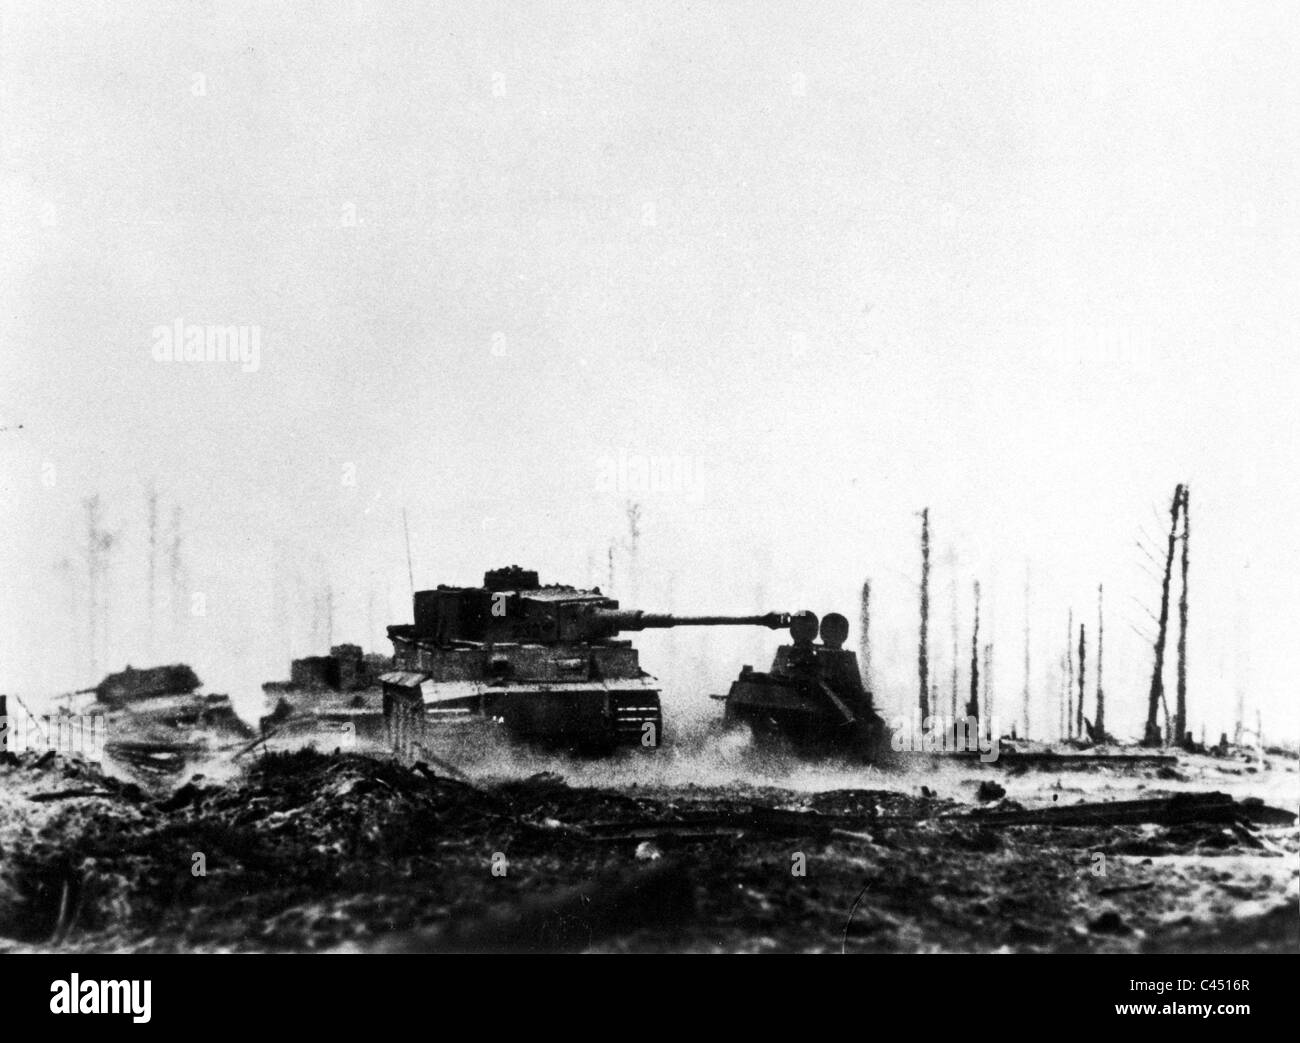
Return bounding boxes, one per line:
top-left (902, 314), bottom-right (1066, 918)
top-left (724, 679), bottom-right (886, 759)
top-left (721, 644), bottom-right (892, 763)
top-left (384, 671), bottom-right (662, 760)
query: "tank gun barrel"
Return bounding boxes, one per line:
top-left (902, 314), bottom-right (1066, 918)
top-left (592, 610), bottom-right (791, 632)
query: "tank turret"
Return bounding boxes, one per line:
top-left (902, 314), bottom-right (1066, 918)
top-left (394, 569), bottom-right (790, 648)
top-left (93, 664), bottom-right (201, 708)
top-left (383, 566), bottom-right (800, 757)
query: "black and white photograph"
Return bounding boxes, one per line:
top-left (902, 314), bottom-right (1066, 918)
top-left (0, 0), bottom-right (1296, 1007)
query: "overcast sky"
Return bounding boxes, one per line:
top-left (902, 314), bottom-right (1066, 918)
top-left (2, 1), bottom-right (1296, 742)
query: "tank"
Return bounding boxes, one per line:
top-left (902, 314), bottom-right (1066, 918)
top-left (719, 610), bottom-right (892, 761)
top-left (74, 663), bottom-right (253, 777)
top-left (93, 664), bottom-right (201, 707)
top-left (383, 565), bottom-right (793, 758)
top-left (261, 644), bottom-right (393, 747)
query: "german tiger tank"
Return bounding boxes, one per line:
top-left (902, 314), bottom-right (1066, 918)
top-left (72, 664), bottom-right (252, 777)
top-left (260, 644), bottom-right (392, 749)
top-left (718, 610), bottom-right (892, 762)
top-left (383, 565), bottom-right (793, 758)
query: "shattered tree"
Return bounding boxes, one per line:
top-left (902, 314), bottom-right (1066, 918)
top-left (949, 572), bottom-right (960, 718)
top-left (967, 580), bottom-right (981, 720)
top-left (1145, 484), bottom-right (1184, 746)
top-left (1022, 565), bottom-right (1031, 740)
top-left (1076, 623), bottom-right (1086, 739)
top-left (859, 579), bottom-right (871, 688)
top-left (1066, 609), bottom-right (1074, 740)
top-left (1095, 584), bottom-right (1106, 741)
top-left (1175, 485), bottom-right (1190, 747)
top-left (918, 508), bottom-right (930, 719)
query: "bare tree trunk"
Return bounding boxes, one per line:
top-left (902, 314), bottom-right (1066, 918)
top-left (1022, 565), bottom-right (1031, 741)
top-left (1175, 485), bottom-right (1190, 746)
top-left (402, 508), bottom-right (415, 598)
top-left (1066, 609), bottom-right (1074, 740)
top-left (982, 640), bottom-right (993, 734)
top-left (950, 574), bottom-right (959, 719)
top-left (1096, 583), bottom-right (1106, 741)
top-left (1232, 584), bottom-right (1246, 748)
top-left (1076, 623), bottom-right (1086, 739)
top-left (919, 508), bottom-right (930, 719)
top-left (1059, 652), bottom-right (1066, 742)
top-left (1144, 484), bottom-right (1184, 746)
top-left (859, 580), bottom-right (872, 688)
top-left (967, 580), bottom-right (981, 719)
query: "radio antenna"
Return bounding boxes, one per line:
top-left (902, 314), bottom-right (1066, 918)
top-left (402, 508), bottom-right (415, 598)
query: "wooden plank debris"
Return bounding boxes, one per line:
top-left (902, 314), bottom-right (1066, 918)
top-left (962, 792), bottom-right (1295, 828)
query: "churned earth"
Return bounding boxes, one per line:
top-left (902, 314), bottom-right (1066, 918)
top-left (0, 737), bottom-right (1295, 953)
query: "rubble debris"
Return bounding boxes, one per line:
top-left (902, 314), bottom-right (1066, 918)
top-left (962, 792), bottom-right (1294, 829)
top-left (1097, 882), bottom-right (1155, 897)
top-left (410, 755), bottom-right (472, 785)
top-left (634, 841), bottom-right (663, 861)
top-left (1088, 911), bottom-right (1132, 935)
top-left (0, 749), bottom-right (1294, 953)
top-left (28, 789), bottom-right (114, 803)
top-left (351, 861), bottom-right (696, 953)
top-left (1144, 902), bottom-right (1299, 953)
top-left (947, 750), bottom-right (1178, 769)
top-left (231, 730), bottom-right (276, 760)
